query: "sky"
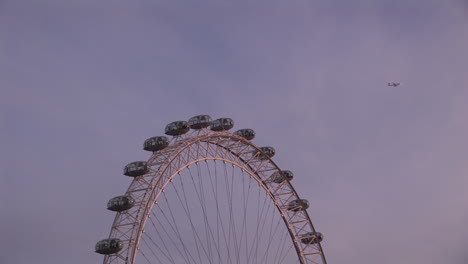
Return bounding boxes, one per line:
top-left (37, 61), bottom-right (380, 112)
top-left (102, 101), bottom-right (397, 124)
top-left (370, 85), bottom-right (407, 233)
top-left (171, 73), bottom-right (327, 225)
top-left (1, 0), bottom-right (467, 263)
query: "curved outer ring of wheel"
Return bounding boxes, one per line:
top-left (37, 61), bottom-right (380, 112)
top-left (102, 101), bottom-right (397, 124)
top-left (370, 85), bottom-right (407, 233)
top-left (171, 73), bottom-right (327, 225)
top-left (104, 130), bottom-right (327, 264)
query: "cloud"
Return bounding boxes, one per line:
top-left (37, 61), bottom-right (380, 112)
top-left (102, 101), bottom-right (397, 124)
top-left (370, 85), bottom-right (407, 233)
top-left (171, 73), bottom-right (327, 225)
top-left (1, 0), bottom-right (467, 263)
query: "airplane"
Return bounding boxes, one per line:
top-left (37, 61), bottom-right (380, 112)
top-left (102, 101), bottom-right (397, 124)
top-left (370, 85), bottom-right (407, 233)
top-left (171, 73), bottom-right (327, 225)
top-left (388, 82), bottom-right (401, 87)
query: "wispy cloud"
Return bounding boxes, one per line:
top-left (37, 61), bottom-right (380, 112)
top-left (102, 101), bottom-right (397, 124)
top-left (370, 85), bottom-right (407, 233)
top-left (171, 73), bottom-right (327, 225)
top-left (1, 0), bottom-right (467, 263)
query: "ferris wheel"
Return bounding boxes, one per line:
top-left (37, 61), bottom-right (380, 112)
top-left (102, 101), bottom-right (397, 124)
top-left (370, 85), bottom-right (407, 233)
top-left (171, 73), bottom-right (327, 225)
top-left (95, 115), bottom-right (327, 264)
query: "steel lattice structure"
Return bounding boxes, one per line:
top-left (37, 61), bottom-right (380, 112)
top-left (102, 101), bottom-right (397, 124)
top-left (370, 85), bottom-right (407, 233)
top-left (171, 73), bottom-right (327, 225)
top-left (97, 117), bottom-right (327, 264)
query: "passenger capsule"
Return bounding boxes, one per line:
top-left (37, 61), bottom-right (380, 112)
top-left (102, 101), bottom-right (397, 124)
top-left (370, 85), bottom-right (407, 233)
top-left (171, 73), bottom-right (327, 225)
top-left (143, 136), bottom-right (169, 152)
top-left (234, 129), bottom-right (256, 140)
top-left (256, 146), bottom-right (276, 160)
top-left (124, 161), bottom-right (148, 177)
top-left (95, 238), bottom-right (123, 255)
top-left (107, 195), bottom-right (135, 212)
top-left (300, 232), bottom-right (324, 245)
top-left (210, 118), bottom-right (234, 131)
top-left (286, 199), bottom-right (309, 212)
top-left (188, 115), bottom-right (213, 129)
top-left (165, 121), bottom-right (190, 136)
top-left (270, 170), bottom-right (294, 183)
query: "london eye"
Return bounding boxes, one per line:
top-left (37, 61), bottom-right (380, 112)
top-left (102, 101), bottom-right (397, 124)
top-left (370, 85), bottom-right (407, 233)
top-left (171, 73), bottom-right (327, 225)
top-left (95, 115), bottom-right (327, 264)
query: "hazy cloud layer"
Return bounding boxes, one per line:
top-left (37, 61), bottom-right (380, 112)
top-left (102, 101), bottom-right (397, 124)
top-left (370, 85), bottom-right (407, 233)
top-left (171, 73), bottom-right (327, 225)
top-left (1, 1), bottom-right (467, 263)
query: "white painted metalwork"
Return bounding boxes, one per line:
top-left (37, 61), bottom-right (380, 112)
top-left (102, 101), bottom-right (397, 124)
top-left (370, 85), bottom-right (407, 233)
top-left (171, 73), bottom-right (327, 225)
top-left (101, 127), bottom-right (327, 264)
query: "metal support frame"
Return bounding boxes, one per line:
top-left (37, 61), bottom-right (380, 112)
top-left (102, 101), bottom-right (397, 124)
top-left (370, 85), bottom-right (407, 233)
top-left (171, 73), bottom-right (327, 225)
top-left (103, 129), bottom-right (327, 264)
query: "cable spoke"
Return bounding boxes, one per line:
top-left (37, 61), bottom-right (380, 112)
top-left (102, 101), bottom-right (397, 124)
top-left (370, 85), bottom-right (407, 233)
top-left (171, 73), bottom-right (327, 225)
top-left (126, 144), bottom-right (315, 264)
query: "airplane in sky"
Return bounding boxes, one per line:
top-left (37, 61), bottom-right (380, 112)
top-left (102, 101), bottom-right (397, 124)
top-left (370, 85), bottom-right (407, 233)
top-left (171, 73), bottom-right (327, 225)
top-left (388, 82), bottom-right (401, 87)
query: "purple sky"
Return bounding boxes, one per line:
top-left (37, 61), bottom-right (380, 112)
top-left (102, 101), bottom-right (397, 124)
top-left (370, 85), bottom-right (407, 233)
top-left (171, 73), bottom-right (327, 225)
top-left (1, 0), bottom-right (467, 263)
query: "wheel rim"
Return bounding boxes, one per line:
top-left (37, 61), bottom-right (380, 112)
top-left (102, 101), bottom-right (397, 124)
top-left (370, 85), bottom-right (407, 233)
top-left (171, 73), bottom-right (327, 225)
top-left (102, 129), bottom-right (327, 264)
